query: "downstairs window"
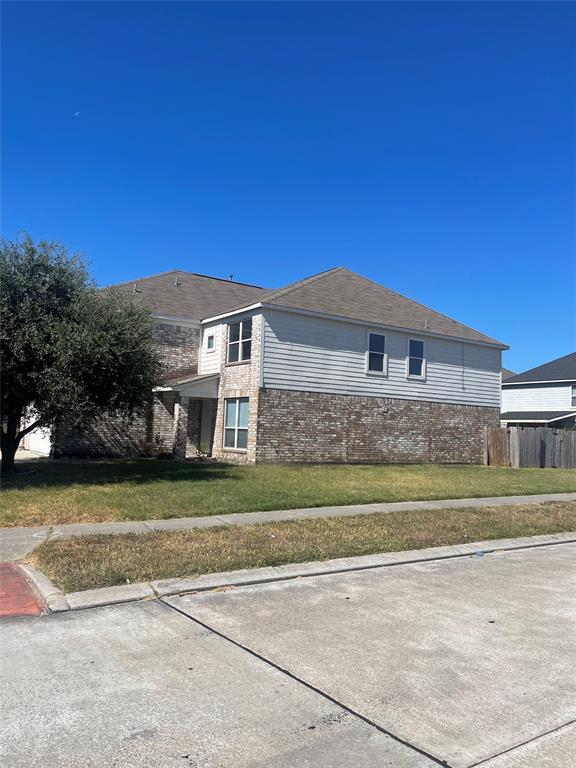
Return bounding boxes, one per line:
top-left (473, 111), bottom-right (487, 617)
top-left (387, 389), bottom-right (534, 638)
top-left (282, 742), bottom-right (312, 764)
top-left (224, 397), bottom-right (249, 450)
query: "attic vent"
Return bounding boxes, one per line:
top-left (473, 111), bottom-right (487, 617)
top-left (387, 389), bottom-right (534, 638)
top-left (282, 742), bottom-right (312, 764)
top-left (424, 320), bottom-right (429, 330)
top-left (174, 272), bottom-right (182, 286)
top-left (132, 282), bottom-right (140, 293)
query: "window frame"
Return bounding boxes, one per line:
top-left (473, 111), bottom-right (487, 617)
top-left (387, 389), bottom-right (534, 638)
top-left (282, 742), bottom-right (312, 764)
top-left (206, 333), bottom-right (215, 353)
top-left (572, 385), bottom-right (576, 408)
top-left (365, 331), bottom-right (387, 376)
top-left (406, 338), bottom-right (426, 380)
top-left (227, 318), bottom-right (252, 364)
top-left (223, 397), bottom-right (249, 451)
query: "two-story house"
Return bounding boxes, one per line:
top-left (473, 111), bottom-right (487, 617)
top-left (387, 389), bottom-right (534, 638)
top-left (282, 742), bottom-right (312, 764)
top-left (52, 267), bottom-right (507, 464)
top-left (501, 352), bottom-right (576, 428)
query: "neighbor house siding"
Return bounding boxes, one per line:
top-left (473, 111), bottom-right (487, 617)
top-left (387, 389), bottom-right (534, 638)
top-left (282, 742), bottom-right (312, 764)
top-left (262, 309), bottom-right (501, 407)
top-left (501, 383), bottom-right (575, 412)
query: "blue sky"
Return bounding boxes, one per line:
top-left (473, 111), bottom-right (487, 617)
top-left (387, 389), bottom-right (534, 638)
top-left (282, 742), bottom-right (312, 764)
top-left (2, 1), bottom-right (575, 372)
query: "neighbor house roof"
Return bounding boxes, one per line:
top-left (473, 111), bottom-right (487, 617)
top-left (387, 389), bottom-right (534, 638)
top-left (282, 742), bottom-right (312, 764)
top-left (502, 352), bottom-right (576, 385)
top-left (108, 270), bottom-right (268, 322)
top-left (500, 411), bottom-right (576, 424)
top-left (218, 267), bottom-right (506, 348)
top-left (501, 368), bottom-right (516, 380)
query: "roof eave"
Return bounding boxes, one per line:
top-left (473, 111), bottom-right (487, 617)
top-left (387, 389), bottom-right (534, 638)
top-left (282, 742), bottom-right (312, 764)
top-left (502, 378), bottom-right (576, 386)
top-left (199, 300), bottom-right (508, 349)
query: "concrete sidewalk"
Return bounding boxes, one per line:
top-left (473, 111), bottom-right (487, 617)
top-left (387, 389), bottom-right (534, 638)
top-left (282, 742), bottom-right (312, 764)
top-left (2, 492), bottom-right (575, 561)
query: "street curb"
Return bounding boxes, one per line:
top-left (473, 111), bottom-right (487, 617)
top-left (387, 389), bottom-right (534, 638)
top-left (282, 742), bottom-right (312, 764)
top-left (36, 530), bottom-right (576, 614)
top-left (20, 564), bottom-right (70, 613)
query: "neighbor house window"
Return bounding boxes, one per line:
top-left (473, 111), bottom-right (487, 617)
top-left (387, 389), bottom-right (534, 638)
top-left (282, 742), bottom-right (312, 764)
top-left (572, 385), bottom-right (576, 408)
top-left (206, 334), bottom-right (215, 352)
top-left (407, 339), bottom-right (425, 378)
top-left (227, 318), bottom-right (252, 363)
top-left (224, 397), bottom-right (249, 450)
top-left (366, 333), bottom-right (386, 374)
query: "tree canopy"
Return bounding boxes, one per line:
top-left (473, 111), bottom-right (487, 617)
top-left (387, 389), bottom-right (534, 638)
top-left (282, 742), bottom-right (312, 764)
top-left (0, 234), bottom-right (161, 473)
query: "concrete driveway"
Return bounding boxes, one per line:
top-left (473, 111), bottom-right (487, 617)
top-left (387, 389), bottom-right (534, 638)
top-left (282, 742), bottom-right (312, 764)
top-left (2, 542), bottom-right (575, 767)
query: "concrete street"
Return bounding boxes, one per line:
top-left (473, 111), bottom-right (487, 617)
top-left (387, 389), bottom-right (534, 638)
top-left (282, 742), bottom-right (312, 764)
top-left (2, 542), bottom-right (575, 767)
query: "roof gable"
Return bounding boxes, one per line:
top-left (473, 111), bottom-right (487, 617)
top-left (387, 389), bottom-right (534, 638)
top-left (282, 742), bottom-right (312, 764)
top-left (503, 352), bottom-right (576, 384)
top-left (258, 268), bottom-right (506, 347)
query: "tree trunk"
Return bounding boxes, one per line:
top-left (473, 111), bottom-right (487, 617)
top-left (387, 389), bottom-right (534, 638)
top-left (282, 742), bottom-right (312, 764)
top-left (0, 433), bottom-right (19, 476)
top-left (1, 412), bottom-right (22, 476)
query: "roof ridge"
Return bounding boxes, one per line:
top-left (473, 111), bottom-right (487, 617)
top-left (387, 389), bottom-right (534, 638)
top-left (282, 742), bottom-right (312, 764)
top-left (198, 268), bottom-right (342, 322)
top-left (261, 267), bottom-right (344, 303)
top-left (107, 269), bottom-right (266, 290)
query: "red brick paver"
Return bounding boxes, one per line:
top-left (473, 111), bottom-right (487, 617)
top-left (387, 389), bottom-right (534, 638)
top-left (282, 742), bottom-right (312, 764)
top-left (0, 563), bottom-right (45, 617)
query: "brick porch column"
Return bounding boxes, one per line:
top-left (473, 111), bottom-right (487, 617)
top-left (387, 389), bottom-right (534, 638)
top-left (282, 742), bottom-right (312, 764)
top-left (173, 396), bottom-right (189, 461)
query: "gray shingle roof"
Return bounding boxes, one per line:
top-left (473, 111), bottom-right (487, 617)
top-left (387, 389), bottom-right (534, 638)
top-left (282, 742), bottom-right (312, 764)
top-left (109, 266), bottom-right (506, 348)
top-left (501, 368), bottom-right (516, 380)
top-left (256, 268), bottom-right (506, 347)
top-left (501, 411), bottom-right (576, 423)
top-left (108, 270), bottom-right (268, 322)
top-left (503, 352), bottom-right (576, 384)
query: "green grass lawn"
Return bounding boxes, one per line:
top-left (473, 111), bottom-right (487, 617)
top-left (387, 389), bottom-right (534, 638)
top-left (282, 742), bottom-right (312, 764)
top-left (2, 458), bottom-right (575, 528)
top-left (31, 501), bottom-right (576, 592)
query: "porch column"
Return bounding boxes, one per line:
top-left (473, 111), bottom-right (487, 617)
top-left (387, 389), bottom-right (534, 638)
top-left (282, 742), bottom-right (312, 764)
top-left (173, 396), bottom-right (189, 461)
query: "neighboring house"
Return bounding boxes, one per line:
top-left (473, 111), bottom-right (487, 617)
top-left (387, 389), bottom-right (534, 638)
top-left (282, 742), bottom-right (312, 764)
top-left (49, 267), bottom-right (506, 464)
top-left (501, 368), bottom-right (516, 381)
top-left (501, 352), bottom-right (576, 428)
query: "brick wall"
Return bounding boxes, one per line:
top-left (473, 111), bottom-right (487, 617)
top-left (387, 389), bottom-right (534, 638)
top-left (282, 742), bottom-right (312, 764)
top-left (53, 320), bottom-right (200, 458)
top-left (53, 391), bottom-right (179, 458)
top-left (255, 388), bottom-right (499, 464)
top-left (154, 322), bottom-right (200, 375)
top-left (212, 314), bottom-right (262, 464)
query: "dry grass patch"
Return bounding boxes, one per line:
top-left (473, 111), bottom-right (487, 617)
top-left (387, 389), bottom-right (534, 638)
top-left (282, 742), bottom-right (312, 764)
top-left (30, 501), bottom-right (576, 593)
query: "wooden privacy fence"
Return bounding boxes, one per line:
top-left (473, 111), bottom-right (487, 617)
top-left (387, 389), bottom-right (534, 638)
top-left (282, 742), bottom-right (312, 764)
top-left (485, 427), bottom-right (576, 469)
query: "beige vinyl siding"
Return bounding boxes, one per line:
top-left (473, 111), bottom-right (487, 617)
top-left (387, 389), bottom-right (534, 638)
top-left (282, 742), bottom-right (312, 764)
top-left (262, 308), bottom-right (501, 407)
top-left (502, 384), bottom-right (574, 412)
top-left (198, 322), bottom-right (222, 375)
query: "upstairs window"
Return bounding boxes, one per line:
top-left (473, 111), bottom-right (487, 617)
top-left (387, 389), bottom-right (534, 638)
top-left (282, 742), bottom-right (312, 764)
top-left (227, 318), bottom-right (252, 363)
top-left (407, 339), bottom-right (426, 379)
top-left (206, 334), bottom-right (215, 352)
top-left (366, 333), bottom-right (386, 374)
top-left (572, 385), bottom-right (576, 408)
top-left (224, 397), bottom-right (249, 450)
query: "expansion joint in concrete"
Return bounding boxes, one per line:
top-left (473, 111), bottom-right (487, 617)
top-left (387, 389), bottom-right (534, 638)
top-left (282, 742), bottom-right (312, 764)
top-left (159, 597), bottom-right (453, 768)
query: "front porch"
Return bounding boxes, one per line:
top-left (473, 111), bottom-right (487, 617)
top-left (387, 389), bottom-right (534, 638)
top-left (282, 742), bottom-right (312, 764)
top-left (157, 373), bottom-right (220, 460)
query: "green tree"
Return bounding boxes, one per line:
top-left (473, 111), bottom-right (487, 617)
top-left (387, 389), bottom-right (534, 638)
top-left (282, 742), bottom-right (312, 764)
top-left (0, 234), bottom-right (161, 475)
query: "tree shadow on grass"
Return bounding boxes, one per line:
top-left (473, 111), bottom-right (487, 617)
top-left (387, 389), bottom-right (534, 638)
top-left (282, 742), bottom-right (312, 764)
top-left (3, 458), bottom-right (238, 491)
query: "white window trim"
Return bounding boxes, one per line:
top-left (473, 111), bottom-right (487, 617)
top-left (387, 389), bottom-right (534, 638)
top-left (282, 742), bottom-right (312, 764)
top-left (206, 333), bottom-right (216, 353)
top-left (406, 337), bottom-right (427, 381)
top-left (227, 319), bottom-right (252, 364)
top-left (223, 397), bottom-right (249, 452)
top-left (365, 331), bottom-right (387, 377)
